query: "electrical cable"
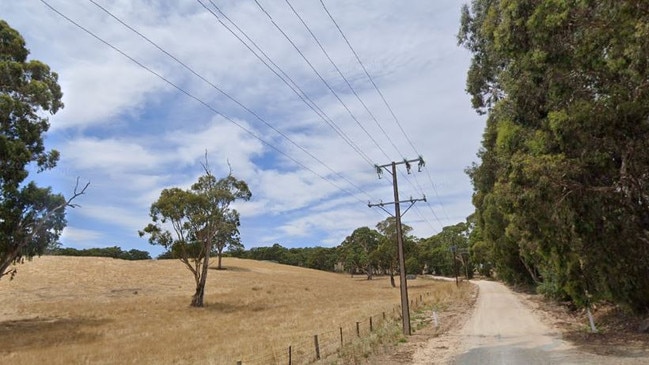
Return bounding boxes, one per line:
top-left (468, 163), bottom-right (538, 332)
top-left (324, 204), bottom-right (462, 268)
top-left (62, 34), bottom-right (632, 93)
top-left (319, 0), bottom-right (418, 156)
top-left (199, 0), bottom-right (376, 168)
top-left (40, 0), bottom-right (377, 209)
top-left (251, 0), bottom-right (394, 163)
top-left (282, 0), bottom-right (405, 159)
top-left (319, 0), bottom-right (452, 224)
top-left (87, 0), bottom-right (375, 203)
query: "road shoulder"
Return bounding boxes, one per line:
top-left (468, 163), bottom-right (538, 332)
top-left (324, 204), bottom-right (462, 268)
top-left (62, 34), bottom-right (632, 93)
top-left (363, 280), bottom-right (479, 365)
top-left (511, 286), bottom-right (649, 360)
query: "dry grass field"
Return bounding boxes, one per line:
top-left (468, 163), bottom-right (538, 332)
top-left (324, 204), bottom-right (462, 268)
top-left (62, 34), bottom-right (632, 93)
top-left (0, 256), bottom-right (469, 364)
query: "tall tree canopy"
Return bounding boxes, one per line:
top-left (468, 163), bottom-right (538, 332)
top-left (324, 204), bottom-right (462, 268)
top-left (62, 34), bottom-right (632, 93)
top-left (338, 226), bottom-right (382, 279)
top-left (460, 0), bottom-right (649, 312)
top-left (0, 20), bottom-right (84, 280)
top-left (375, 217), bottom-right (416, 286)
top-left (419, 222), bottom-right (472, 278)
top-left (139, 169), bottom-right (251, 307)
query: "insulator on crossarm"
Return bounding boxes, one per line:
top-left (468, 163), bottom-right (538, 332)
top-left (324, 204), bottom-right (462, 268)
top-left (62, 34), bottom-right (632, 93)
top-left (418, 156), bottom-right (425, 172)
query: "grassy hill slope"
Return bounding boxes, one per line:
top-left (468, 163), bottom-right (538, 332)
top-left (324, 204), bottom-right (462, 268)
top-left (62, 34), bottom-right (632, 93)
top-left (1, 256), bottom-right (463, 364)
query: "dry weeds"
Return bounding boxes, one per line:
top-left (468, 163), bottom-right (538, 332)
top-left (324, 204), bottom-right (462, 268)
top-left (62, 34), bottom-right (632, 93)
top-left (0, 256), bottom-right (466, 364)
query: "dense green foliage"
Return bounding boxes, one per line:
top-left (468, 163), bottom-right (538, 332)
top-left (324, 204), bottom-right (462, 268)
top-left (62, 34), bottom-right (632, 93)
top-left (0, 20), bottom-right (79, 280)
top-left (139, 169), bottom-right (251, 307)
top-left (51, 246), bottom-right (151, 260)
top-left (460, 0), bottom-right (649, 312)
top-left (230, 217), bottom-right (473, 285)
top-left (419, 222), bottom-right (473, 279)
top-left (338, 226), bottom-right (382, 279)
top-left (229, 243), bottom-right (339, 271)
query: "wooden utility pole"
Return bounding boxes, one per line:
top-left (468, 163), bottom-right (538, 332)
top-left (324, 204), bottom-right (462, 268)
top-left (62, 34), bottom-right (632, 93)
top-left (369, 157), bottom-right (426, 336)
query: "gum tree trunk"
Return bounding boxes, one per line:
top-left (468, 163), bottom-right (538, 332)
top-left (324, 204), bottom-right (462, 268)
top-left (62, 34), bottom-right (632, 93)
top-left (191, 246), bottom-right (211, 307)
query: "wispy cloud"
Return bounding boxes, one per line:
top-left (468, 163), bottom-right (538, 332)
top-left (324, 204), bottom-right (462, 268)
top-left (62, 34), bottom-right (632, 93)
top-left (2, 0), bottom-right (484, 255)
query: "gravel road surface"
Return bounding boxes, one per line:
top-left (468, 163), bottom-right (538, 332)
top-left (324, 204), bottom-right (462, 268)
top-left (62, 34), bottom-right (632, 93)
top-left (449, 281), bottom-right (647, 365)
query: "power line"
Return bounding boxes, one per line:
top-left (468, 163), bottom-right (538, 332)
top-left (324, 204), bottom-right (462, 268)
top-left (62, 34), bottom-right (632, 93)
top-left (200, 1), bottom-right (402, 207)
top-left (296, 0), bottom-right (448, 230)
top-left (86, 0), bottom-right (374, 203)
top-left (252, 0), bottom-right (394, 162)
top-left (229, 1), bottom-right (449, 230)
top-left (411, 170), bottom-right (445, 227)
top-left (282, 0), bottom-right (405, 159)
top-left (319, 0), bottom-right (452, 225)
top-left (424, 168), bottom-right (451, 220)
top-left (302, 0), bottom-right (442, 229)
top-left (319, 0), bottom-right (418, 156)
top-left (199, 0), bottom-right (377, 168)
top-left (40, 0), bottom-right (375, 208)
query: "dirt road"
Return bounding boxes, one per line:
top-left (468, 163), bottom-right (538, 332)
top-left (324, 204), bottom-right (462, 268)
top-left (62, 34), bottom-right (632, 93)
top-left (412, 280), bottom-right (648, 364)
top-left (453, 280), bottom-right (649, 364)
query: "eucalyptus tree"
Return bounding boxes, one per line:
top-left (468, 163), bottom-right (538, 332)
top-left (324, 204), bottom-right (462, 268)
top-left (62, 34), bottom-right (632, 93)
top-left (0, 20), bottom-right (87, 280)
top-left (338, 226), bottom-right (381, 279)
top-left (376, 217), bottom-right (415, 286)
top-left (420, 222), bottom-right (472, 278)
top-left (140, 170), bottom-right (251, 307)
top-left (460, 0), bottom-right (649, 312)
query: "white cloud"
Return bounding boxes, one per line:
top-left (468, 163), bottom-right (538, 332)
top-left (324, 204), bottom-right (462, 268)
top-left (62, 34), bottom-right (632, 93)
top-left (60, 227), bottom-right (104, 247)
top-left (60, 137), bottom-right (162, 171)
top-left (56, 58), bottom-right (168, 130)
top-left (163, 116), bottom-right (265, 174)
top-left (1, 0), bottom-right (485, 253)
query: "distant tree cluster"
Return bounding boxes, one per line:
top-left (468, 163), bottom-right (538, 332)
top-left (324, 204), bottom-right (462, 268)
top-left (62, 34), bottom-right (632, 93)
top-left (50, 246), bottom-right (151, 260)
top-left (460, 1), bottom-right (649, 313)
top-left (229, 243), bottom-right (338, 272)
top-left (226, 217), bottom-right (475, 287)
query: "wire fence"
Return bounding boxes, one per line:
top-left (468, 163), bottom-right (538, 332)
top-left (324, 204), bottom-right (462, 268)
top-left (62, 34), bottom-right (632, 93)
top-left (232, 292), bottom-right (437, 365)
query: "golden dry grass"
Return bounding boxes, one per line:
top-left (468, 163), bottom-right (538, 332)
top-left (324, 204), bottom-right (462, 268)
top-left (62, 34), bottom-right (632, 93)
top-left (0, 256), bottom-right (466, 364)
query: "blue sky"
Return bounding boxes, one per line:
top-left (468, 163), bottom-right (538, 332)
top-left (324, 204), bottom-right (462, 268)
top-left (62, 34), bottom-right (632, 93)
top-left (2, 0), bottom-right (484, 257)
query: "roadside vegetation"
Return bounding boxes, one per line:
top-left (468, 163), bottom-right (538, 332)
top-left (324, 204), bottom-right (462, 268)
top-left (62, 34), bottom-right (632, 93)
top-left (459, 0), bottom-right (649, 315)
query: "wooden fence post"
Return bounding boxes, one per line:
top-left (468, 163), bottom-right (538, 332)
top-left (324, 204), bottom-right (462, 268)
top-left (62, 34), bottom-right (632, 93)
top-left (288, 346), bottom-right (292, 365)
top-left (314, 335), bottom-right (320, 360)
top-left (339, 327), bottom-right (343, 347)
top-left (236, 361), bottom-right (242, 365)
top-left (370, 316), bottom-right (373, 332)
top-left (356, 321), bottom-right (360, 337)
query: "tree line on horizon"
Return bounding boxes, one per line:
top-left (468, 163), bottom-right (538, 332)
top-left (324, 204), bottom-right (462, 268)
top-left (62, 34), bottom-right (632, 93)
top-left (225, 217), bottom-right (476, 286)
top-left (48, 246), bottom-right (151, 261)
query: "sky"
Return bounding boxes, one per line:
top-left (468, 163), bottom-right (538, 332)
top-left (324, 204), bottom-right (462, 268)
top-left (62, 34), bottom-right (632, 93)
top-left (2, 0), bottom-right (485, 257)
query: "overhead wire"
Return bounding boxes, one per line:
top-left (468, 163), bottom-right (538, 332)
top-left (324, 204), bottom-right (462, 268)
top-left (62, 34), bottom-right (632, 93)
top-left (285, 0), bottom-right (443, 230)
top-left (198, 0), bottom-right (377, 169)
top-left (230, 0), bottom-right (449, 232)
top-left (39, 0), bottom-right (380, 210)
top-left (255, 0), bottom-right (443, 232)
top-left (319, 0), bottom-right (452, 226)
top-left (45, 0), bottom-right (444, 235)
top-left (319, 0), bottom-right (418, 155)
top-left (251, 0), bottom-right (394, 163)
top-left (282, 0), bottom-right (405, 159)
top-left (86, 0), bottom-right (375, 203)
